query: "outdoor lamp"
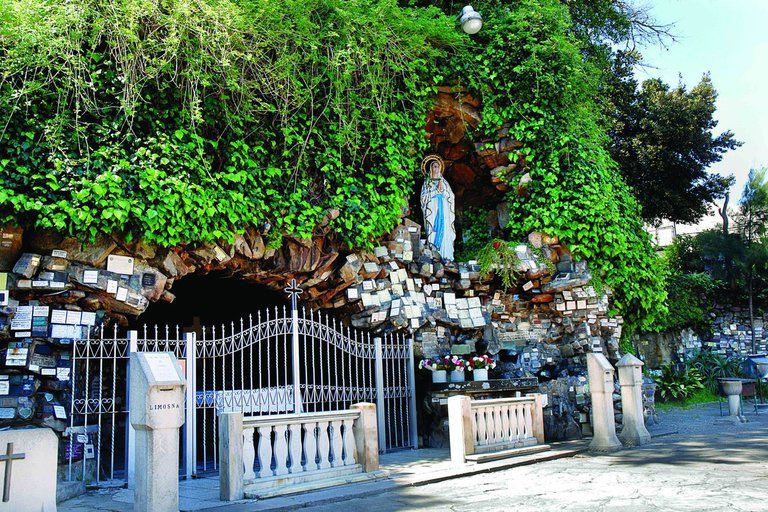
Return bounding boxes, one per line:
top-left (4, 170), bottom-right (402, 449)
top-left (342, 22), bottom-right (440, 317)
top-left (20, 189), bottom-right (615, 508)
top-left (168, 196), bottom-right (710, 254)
top-left (459, 5), bottom-right (483, 34)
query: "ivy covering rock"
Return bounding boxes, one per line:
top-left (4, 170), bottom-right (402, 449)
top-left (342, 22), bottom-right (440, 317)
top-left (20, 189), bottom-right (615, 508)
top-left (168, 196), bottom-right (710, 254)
top-left (0, 0), bottom-right (665, 327)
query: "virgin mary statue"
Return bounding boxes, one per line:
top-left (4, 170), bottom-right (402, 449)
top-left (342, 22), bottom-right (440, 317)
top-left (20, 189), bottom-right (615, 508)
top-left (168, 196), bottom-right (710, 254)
top-left (420, 155), bottom-right (456, 261)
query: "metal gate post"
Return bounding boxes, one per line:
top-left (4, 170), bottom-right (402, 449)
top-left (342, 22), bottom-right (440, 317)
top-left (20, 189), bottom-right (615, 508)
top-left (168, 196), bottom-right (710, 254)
top-left (126, 330), bottom-right (138, 489)
top-left (291, 306), bottom-right (302, 413)
top-left (285, 279), bottom-right (303, 414)
top-left (407, 335), bottom-right (418, 449)
top-left (185, 332), bottom-right (197, 478)
top-left (374, 336), bottom-right (386, 450)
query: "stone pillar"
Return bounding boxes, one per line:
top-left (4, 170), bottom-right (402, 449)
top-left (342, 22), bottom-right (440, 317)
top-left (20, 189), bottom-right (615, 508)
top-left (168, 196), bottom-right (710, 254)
top-left (447, 395), bottom-right (474, 464)
top-left (219, 412), bottom-right (244, 501)
top-left (129, 352), bottom-right (186, 512)
top-left (587, 353), bottom-right (622, 453)
top-left (526, 393), bottom-right (546, 444)
top-left (617, 354), bottom-right (652, 447)
top-left (351, 402), bottom-right (380, 472)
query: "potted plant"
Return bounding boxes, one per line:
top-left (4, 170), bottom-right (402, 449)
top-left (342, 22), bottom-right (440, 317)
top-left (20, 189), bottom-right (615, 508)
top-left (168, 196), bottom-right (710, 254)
top-left (419, 357), bottom-right (449, 383)
top-left (444, 355), bottom-right (469, 383)
top-left (469, 354), bottom-right (496, 381)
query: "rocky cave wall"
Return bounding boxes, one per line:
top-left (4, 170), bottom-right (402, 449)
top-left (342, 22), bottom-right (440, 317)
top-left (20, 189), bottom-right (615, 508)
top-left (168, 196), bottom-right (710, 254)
top-left (0, 215), bottom-right (624, 443)
top-left (0, 87), bottom-right (634, 445)
top-left (634, 306), bottom-right (768, 369)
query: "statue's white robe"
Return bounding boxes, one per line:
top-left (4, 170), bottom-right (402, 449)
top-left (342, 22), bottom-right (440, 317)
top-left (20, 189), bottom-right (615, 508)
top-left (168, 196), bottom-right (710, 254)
top-left (420, 177), bottom-right (456, 261)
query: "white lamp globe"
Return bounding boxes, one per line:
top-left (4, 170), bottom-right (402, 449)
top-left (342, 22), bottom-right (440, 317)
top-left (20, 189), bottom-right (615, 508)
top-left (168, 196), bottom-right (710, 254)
top-left (459, 5), bottom-right (483, 35)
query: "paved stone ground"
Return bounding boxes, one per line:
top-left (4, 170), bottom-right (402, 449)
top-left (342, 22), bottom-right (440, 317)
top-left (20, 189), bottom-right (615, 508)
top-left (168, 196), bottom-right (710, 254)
top-left (60, 402), bottom-right (768, 511)
top-left (306, 403), bottom-right (768, 512)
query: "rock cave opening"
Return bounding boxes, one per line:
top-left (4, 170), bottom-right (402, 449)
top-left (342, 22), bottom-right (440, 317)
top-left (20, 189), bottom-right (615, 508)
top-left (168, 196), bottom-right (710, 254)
top-left (131, 273), bottom-right (288, 333)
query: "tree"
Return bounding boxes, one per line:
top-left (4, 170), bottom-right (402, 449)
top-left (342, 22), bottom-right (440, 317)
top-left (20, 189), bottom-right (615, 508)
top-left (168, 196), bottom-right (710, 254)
top-left (652, 236), bottom-right (717, 334)
top-left (608, 72), bottom-right (741, 224)
top-left (735, 168), bottom-right (768, 352)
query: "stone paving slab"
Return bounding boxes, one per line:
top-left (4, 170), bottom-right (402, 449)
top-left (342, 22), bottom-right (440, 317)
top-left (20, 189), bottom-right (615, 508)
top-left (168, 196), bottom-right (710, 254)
top-left (304, 404), bottom-right (768, 512)
top-left (58, 440), bottom-right (585, 511)
top-left (60, 403), bottom-right (754, 512)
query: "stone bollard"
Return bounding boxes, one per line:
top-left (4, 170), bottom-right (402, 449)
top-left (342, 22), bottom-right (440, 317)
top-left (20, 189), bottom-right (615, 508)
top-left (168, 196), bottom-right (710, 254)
top-left (617, 354), bottom-right (652, 447)
top-left (351, 402), bottom-right (380, 472)
top-left (587, 353), bottom-right (622, 453)
top-left (219, 412), bottom-right (245, 501)
top-left (447, 395), bottom-right (474, 465)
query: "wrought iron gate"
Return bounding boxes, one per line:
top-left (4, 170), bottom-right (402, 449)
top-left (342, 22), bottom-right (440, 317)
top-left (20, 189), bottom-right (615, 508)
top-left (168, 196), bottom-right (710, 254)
top-left (66, 281), bottom-right (417, 485)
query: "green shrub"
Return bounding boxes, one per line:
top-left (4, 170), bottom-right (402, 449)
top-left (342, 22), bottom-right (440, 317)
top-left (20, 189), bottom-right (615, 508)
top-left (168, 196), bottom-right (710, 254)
top-left (653, 364), bottom-right (705, 402)
top-left (687, 350), bottom-right (744, 393)
top-left (655, 387), bottom-right (719, 410)
top-left (646, 236), bottom-right (718, 333)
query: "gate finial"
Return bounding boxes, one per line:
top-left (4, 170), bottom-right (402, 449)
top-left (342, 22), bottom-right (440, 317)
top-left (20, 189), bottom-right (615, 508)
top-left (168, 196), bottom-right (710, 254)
top-left (284, 278), bottom-right (303, 311)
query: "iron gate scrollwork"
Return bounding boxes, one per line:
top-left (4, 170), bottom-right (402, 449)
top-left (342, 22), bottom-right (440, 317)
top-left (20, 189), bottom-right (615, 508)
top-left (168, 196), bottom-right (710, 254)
top-left (66, 281), bottom-right (417, 485)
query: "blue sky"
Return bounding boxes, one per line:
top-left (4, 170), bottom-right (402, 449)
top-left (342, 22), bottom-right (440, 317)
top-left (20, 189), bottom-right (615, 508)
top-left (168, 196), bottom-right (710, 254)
top-left (637, 0), bottom-right (768, 222)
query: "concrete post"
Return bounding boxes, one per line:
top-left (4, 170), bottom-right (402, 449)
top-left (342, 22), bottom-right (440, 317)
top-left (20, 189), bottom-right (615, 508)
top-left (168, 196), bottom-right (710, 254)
top-left (447, 395), bottom-right (474, 465)
top-left (130, 352), bottom-right (186, 512)
top-left (373, 337), bottom-right (386, 450)
top-left (586, 353), bottom-right (622, 453)
top-left (351, 402), bottom-right (380, 472)
top-left (219, 412), bottom-right (245, 501)
top-left (407, 335), bottom-right (419, 449)
top-left (617, 354), bottom-right (652, 447)
top-left (185, 332), bottom-right (197, 478)
top-left (126, 330), bottom-right (138, 490)
top-left (527, 393), bottom-right (546, 444)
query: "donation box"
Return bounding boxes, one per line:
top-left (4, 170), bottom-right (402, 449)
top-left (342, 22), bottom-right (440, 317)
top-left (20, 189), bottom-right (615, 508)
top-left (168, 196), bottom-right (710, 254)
top-left (129, 351), bottom-right (186, 512)
top-left (130, 351), bottom-right (186, 430)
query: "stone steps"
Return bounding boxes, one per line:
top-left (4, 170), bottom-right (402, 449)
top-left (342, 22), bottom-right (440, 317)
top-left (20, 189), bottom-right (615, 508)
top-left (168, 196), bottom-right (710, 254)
top-left (464, 443), bottom-right (551, 464)
top-left (244, 469), bottom-right (390, 499)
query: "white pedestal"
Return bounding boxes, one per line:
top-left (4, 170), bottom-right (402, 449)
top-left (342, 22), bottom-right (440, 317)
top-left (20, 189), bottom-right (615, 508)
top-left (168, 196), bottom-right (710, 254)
top-left (129, 352), bottom-right (186, 512)
top-left (587, 353), bottom-right (622, 453)
top-left (617, 354), bottom-right (652, 447)
top-left (134, 428), bottom-right (181, 512)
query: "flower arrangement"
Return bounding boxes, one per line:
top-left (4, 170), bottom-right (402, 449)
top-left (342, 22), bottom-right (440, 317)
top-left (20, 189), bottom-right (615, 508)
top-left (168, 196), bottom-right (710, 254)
top-left (418, 357), bottom-right (449, 372)
top-left (419, 355), bottom-right (469, 372)
top-left (443, 355), bottom-right (469, 372)
top-left (469, 354), bottom-right (496, 370)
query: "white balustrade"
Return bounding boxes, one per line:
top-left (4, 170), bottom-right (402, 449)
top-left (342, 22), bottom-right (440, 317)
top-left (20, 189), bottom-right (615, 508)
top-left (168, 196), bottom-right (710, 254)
top-left (470, 398), bottom-right (538, 452)
top-left (219, 404), bottom-right (382, 500)
top-left (243, 426), bottom-right (256, 480)
top-left (448, 394), bottom-right (546, 464)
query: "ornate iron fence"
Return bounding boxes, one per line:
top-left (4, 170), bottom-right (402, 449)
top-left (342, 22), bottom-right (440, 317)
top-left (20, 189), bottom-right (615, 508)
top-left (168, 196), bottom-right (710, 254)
top-left (65, 281), bottom-right (417, 485)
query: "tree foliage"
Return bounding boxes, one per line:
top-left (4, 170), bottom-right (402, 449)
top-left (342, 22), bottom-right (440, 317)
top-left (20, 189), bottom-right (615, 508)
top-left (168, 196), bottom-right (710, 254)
top-left (448, 0), bottom-right (667, 328)
top-left (654, 170), bottom-right (768, 335)
top-left (607, 65), bottom-right (740, 224)
top-left (649, 238), bottom-right (716, 334)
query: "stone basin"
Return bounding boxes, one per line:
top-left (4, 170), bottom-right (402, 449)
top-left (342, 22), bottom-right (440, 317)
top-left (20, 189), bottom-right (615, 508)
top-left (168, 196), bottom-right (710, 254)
top-left (718, 378), bottom-right (748, 396)
top-left (717, 378), bottom-right (755, 424)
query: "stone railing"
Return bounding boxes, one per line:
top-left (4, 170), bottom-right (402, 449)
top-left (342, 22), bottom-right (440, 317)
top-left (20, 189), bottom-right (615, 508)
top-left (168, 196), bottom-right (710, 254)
top-left (219, 403), bottom-right (382, 500)
top-left (448, 394), bottom-right (545, 464)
